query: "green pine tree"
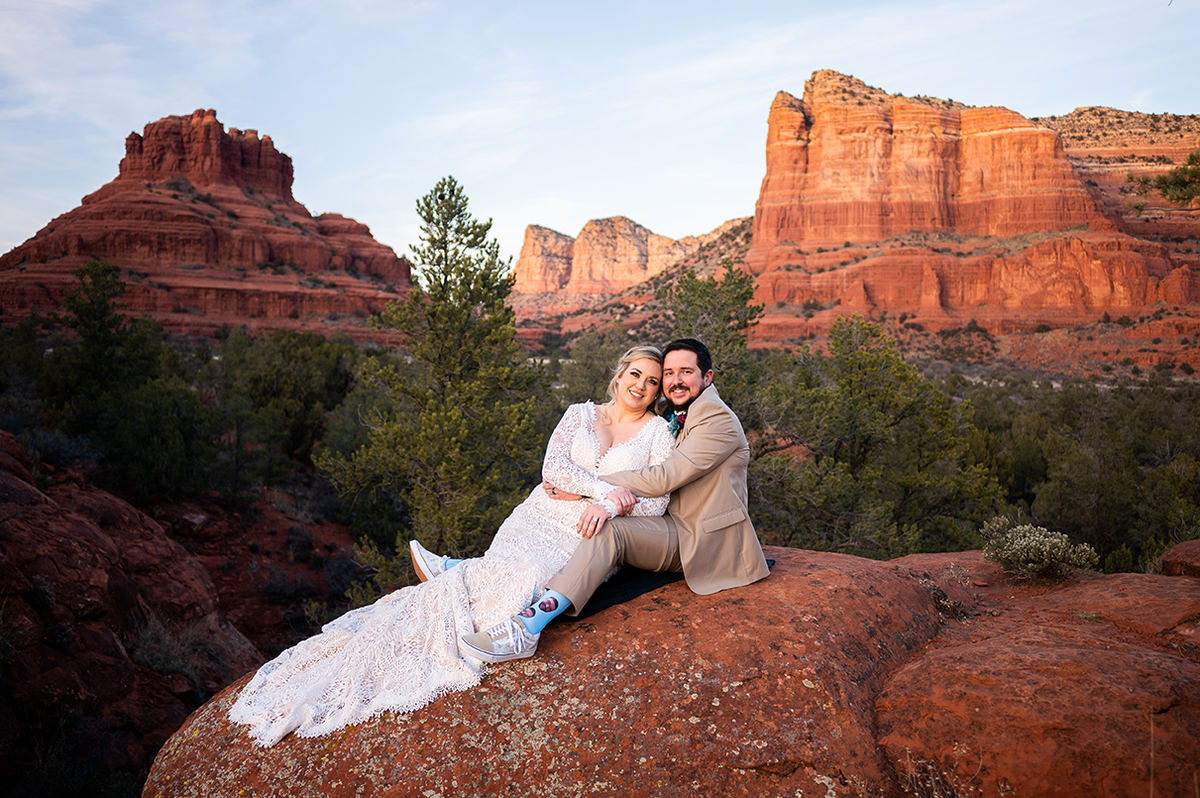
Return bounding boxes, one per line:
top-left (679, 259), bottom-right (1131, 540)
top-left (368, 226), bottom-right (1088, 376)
top-left (663, 258), bottom-right (765, 428)
top-left (316, 177), bottom-right (549, 598)
top-left (1154, 148), bottom-right (1200, 206)
top-left (752, 315), bottom-right (1001, 557)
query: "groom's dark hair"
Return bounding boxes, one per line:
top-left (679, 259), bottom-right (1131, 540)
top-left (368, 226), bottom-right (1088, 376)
top-left (663, 338), bottom-right (713, 374)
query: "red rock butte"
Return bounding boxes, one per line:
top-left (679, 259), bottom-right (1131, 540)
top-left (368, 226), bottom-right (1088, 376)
top-left (0, 109), bottom-right (410, 341)
top-left (747, 72), bottom-right (1108, 259)
top-left (746, 71), bottom-right (1200, 340)
top-left (512, 216), bottom-right (740, 296)
top-left (508, 215), bottom-right (751, 341)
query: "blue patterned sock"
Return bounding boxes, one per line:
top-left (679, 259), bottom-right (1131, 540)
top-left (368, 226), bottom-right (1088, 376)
top-left (516, 589), bottom-right (571, 634)
top-left (444, 558), bottom-right (463, 570)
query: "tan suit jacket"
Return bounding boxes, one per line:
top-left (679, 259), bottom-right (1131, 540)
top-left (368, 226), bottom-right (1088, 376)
top-left (603, 384), bottom-right (770, 596)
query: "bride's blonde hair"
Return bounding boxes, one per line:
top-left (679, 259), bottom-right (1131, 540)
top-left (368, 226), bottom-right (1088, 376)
top-left (603, 345), bottom-right (664, 409)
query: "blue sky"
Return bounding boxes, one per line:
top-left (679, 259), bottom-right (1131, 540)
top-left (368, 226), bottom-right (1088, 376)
top-left (2, 0), bottom-right (1197, 270)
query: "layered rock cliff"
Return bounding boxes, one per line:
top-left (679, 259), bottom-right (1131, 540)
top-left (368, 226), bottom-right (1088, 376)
top-left (509, 216), bottom-right (751, 344)
top-left (742, 71), bottom-right (1200, 357)
top-left (512, 216), bottom-right (718, 296)
top-left (506, 72), bottom-right (1200, 378)
top-left (746, 71), bottom-right (1110, 268)
top-left (144, 546), bottom-right (1200, 797)
top-left (0, 109), bottom-right (409, 341)
top-left (1033, 105), bottom-right (1200, 240)
top-left (513, 224), bottom-right (576, 292)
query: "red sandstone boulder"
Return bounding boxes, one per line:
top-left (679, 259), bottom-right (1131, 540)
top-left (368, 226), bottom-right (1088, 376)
top-left (144, 548), bottom-right (945, 797)
top-left (1161, 538), bottom-right (1200, 578)
top-left (0, 431), bottom-right (261, 781)
top-left (143, 548), bottom-right (1199, 797)
top-left (879, 554), bottom-right (1200, 798)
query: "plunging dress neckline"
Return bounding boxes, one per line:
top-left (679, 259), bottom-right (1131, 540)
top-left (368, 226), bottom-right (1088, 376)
top-left (587, 402), bottom-right (658, 465)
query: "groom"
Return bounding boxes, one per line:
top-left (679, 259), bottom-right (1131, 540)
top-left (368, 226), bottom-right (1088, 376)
top-left (459, 337), bottom-right (770, 662)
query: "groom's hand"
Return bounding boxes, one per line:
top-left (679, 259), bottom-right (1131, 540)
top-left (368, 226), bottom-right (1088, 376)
top-left (605, 487), bottom-right (638, 516)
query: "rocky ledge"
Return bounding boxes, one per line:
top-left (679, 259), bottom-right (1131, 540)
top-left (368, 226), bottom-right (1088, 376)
top-left (143, 545), bottom-right (1200, 797)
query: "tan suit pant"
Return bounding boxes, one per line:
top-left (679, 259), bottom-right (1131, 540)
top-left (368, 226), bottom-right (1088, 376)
top-left (546, 515), bottom-right (684, 616)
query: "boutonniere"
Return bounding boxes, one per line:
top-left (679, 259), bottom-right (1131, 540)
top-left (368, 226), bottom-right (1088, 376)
top-left (666, 410), bottom-right (687, 439)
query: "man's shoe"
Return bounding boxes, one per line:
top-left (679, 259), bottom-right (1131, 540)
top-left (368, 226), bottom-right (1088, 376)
top-left (409, 539), bottom-right (447, 583)
top-left (459, 616), bottom-right (540, 663)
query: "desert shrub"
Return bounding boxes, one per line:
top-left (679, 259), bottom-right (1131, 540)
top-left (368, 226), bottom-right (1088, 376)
top-left (1137, 536), bottom-right (1181, 573)
top-left (1153, 148), bottom-right (1200, 205)
top-left (321, 551), bottom-right (367, 601)
top-left (45, 623), bottom-right (74, 650)
top-left (263, 567), bottom-right (317, 604)
top-left (27, 575), bottom-right (56, 612)
top-left (1104, 544), bottom-right (1136, 573)
top-left (127, 613), bottom-right (206, 690)
top-left (284, 526), bottom-right (313, 563)
top-left (127, 611), bottom-right (251, 699)
top-left (981, 517), bottom-right (1098, 581)
top-left (17, 428), bottom-right (97, 468)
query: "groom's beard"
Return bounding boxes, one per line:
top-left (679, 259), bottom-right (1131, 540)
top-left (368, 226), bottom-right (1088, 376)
top-left (668, 383), bottom-right (709, 413)
top-left (669, 392), bottom-right (702, 413)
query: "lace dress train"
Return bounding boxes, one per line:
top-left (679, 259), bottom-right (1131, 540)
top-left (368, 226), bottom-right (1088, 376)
top-left (228, 402), bottom-right (673, 745)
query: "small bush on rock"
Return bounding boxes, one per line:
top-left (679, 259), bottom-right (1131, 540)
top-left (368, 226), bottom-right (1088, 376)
top-left (982, 517), bottom-right (1099, 581)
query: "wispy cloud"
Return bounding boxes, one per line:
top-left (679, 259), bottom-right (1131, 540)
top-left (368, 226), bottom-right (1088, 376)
top-left (0, 1), bottom-right (140, 123)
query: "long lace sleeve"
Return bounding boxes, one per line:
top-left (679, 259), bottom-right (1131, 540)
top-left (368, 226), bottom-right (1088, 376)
top-left (541, 403), bottom-right (615, 499)
top-left (629, 418), bottom-right (674, 517)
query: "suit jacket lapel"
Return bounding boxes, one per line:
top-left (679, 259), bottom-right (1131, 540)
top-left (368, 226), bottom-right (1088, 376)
top-left (675, 385), bottom-right (717, 446)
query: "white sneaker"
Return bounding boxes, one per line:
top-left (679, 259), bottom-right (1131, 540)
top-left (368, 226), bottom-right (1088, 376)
top-left (409, 539), bottom-right (447, 583)
top-left (459, 616), bottom-right (540, 663)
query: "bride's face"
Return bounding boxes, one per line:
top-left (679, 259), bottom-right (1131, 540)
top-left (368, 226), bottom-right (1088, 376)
top-left (614, 358), bottom-right (663, 414)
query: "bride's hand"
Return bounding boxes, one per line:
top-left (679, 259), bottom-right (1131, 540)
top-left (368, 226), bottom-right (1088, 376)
top-left (543, 480), bottom-right (581, 501)
top-left (577, 504), bottom-right (612, 538)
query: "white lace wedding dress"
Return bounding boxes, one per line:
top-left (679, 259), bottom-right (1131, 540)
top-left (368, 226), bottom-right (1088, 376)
top-left (229, 401), bottom-right (673, 746)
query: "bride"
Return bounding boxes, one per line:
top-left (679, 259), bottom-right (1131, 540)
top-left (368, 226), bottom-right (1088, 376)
top-left (229, 345), bottom-right (674, 745)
